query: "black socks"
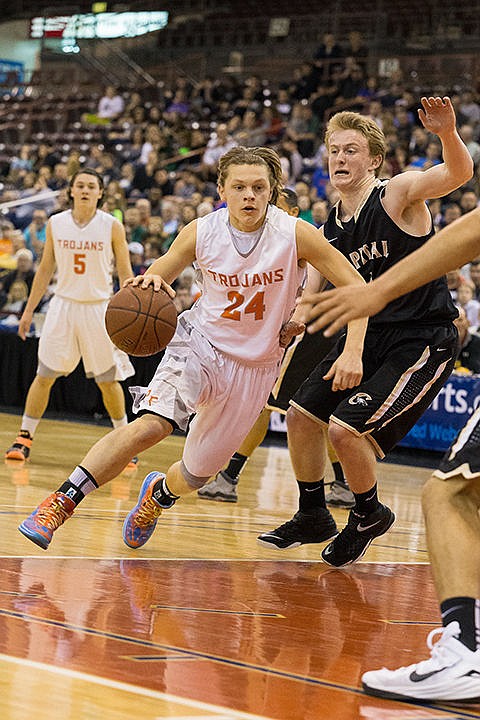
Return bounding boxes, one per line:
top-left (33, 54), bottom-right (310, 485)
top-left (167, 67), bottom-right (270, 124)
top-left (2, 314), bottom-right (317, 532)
top-left (441, 596), bottom-right (480, 651)
top-left (223, 452), bottom-right (248, 483)
top-left (353, 484), bottom-right (379, 516)
top-left (152, 475), bottom-right (180, 509)
top-left (297, 480), bottom-right (326, 512)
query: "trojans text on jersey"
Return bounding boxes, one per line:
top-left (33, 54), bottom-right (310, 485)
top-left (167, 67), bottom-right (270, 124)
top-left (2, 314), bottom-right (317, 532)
top-left (206, 268), bottom-right (284, 288)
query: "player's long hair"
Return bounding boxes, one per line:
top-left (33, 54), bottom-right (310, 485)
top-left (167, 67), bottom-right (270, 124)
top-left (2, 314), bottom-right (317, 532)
top-left (68, 168), bottom-right (105, 207)
top-left (217, 146), bottom-right (283, 204)
top-left (325, 112), bottom-right (387, 177)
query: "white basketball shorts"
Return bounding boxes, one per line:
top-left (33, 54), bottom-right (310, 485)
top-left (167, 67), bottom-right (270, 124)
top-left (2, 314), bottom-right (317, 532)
top-left (38, 295), bottom-right (134, 380)
top-left (130, 316), bottom-right (280, 478)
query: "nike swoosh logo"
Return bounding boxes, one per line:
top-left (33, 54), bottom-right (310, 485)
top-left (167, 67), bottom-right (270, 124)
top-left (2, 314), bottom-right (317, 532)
top-left (409, 667), bottom-right (446, 682)
top-left (357, 519), bottom-right (384, 532)
top-left (323, 544), bottom-right (333, 555)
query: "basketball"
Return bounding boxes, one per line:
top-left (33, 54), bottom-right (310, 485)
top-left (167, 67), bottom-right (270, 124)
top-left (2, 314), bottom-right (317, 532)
top-left (105, 284), bottom-right (177, 357)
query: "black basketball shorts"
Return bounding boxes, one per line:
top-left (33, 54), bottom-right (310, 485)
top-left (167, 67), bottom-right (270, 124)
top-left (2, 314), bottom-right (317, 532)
top-left (290, 323), bottom-right (458, 457)
top-left (266, 328), bottom-right (339, 414)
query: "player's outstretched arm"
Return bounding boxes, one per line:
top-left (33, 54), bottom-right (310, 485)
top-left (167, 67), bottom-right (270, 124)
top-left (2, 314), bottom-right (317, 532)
top-left (387, 97), bottom-right (473, 207)
top-left (302, 206), bottom-right (480, 336)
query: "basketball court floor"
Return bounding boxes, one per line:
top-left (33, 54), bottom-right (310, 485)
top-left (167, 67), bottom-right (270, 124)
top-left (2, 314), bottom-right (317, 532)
top-left (0, 411), bottom-right (478, 719)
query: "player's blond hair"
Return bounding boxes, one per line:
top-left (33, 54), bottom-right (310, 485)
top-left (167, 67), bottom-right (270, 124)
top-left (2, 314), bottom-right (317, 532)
top-left (325, 111), bottom-right (387, 177)
top-left (217, 146), bottom-right (283, 204)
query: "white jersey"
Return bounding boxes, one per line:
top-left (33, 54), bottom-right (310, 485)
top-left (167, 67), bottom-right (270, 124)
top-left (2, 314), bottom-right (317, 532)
top-left (186, 205), bottom-right (305, 366)
top-left (50, 209), bottom-right (116, 302)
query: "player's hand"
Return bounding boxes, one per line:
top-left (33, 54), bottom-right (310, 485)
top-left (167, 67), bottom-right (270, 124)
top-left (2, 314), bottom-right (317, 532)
top-left (301, 286), bottom-right (384, 336)
top-left (279, 320), bottom-right (305, 348)
top-left (323, 349), bottom-right (363, 391)
top-left (418, 96), bottom-right (456, 137)
top-left (124, 274), bottom-right (176, 299)
top-left (18, 310), bottom-right (33, 341)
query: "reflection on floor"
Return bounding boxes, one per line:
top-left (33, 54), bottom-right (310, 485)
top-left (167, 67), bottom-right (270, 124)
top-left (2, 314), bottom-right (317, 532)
top-left (1, 412), bottom-right (475, 719)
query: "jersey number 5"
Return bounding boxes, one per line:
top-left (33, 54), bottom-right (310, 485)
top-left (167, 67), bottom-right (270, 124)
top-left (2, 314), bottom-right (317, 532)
top-left (221, 290), bottom-right (266, 321)
top-left (74, 253), bottom-right (86, 274)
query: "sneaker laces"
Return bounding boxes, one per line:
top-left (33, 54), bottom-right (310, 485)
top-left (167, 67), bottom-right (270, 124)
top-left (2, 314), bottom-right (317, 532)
top-left (134, 497), bottom-right (162, 527)
top-left (404, 622), bottom-right (462, 674)
top-left (37, 497), bottom-right (72, 530)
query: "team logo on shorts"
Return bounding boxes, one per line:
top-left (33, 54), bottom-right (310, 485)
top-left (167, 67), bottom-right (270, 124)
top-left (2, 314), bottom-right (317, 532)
top-left (348, 392), bottom-right (372, 406)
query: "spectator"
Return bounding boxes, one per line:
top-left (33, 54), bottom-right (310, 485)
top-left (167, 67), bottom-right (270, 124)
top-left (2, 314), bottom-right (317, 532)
top-left (457, 281), bottom-right (480, 328)
top-left (124, 207), bottom-right (148, 245)
top-left (343, 31), bottom-right (368, 72)
top-left (96, 85), bottom-right (125, 122)
top-left (199, 124), bottom-right (237, 181)
top-left (313, 32), bottom-right (344, 81)
top-left (440, 201), bottom-right (462, 228)
top-left (284, 102), bottom-right (320, 158)
top-left (468, 259), bottom-right (480, 300)
top-left (0, 248), bottom-right (36, 310)
top-left (143, 237), bottom-right (164, 267)
top-left (459, 124), bottom-right (480, 167)
top-left (446, 267), bottom-right (466, 302)
top-left (458, 89), bottom-right (480, 127)
top-left (460, 190), bottom-right (479, 214)
top-left (454, 307), bottom-right (480, 374)
top-left (161, 200), bottom-right (180, 242)
top-left (23, 209), bottom-right (48, 260)
top-left (1, 278), bottom-right (29, 315)
top-left (310, 200), bottom-right (329, 228)
top-left (132, 150), bottom-right (158, 193)
top-left (128, 241), bottom-right (147, 276)
top-left (408, 140), bottom-right (443, 171)
top-left (173, 284), bottom-right (194, 314)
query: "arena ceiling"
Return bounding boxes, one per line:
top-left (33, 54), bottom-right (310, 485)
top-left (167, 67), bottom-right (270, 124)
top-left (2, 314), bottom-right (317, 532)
top-left (1, 0), bottom-right (362, 23)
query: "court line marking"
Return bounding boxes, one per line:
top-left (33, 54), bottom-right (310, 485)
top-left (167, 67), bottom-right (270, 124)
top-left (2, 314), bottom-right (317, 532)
top-left (0, 555), bottom-right (430, 563)
top-left (0, 652), bottom-right (272, 720)
top-left (4, 609), bottom-right (478, 719)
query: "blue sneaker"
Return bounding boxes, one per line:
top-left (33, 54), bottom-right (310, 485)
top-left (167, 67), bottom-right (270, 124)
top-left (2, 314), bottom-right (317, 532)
top-left (18, 492), bottom-right (76, 550)
top-left (123, 472), bottom-right (164, 549)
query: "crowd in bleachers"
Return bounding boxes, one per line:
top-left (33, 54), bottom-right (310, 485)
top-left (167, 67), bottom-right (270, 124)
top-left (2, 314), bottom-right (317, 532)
top-left (1, 30), bottom-right (480, 335)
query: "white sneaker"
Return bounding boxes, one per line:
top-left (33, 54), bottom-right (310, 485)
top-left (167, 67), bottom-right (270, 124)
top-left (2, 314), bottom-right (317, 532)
top-left (197, 471), bottom-right (238, 503)
top-left (362, 622), bottom-right (480, 703)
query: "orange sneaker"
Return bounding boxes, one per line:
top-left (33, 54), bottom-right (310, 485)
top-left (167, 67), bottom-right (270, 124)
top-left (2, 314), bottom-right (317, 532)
top-left (5, 432), bottom-right (32, 461)
top-left (18, 492), bottom-right (75, 550)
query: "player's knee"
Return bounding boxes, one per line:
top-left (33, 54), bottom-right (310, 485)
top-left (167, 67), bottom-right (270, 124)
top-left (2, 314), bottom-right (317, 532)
top-left (35, 374), bottom-right (56, 390)
top-left (328, 421), bottom-right (352, 452)
top-left (133, 413), bottom-right (172, 444)
top-left (421, 474), bottom-right (474, 514)
top-left (286, 405), bottom-right (313, 435)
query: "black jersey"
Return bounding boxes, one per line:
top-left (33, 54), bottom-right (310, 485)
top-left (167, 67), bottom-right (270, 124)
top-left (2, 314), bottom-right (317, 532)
top-left (323, 180), bottom-right (458, 327)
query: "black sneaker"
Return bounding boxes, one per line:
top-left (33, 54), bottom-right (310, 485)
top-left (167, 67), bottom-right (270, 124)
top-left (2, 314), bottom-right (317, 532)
top-left (257, 508), bottom-right (338, 550)
top-left (321, 503), bottom-right (395, 567)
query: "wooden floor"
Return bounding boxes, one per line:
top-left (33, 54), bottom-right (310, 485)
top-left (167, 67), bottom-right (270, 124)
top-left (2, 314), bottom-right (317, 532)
top-left (1, 411), bottom-right (478, 719)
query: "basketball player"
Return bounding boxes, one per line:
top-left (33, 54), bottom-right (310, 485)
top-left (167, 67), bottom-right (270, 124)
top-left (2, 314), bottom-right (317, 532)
top-left (258, 96), bottom-right (473, 562)
top-left (5, 169), bottom-right (136, 467)
top-left (198, 187), bottom-right (353, 507)
top-left (17, 145), bottom-right (367, 551)
top-left (300, 206), bottom-right (480, 704)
